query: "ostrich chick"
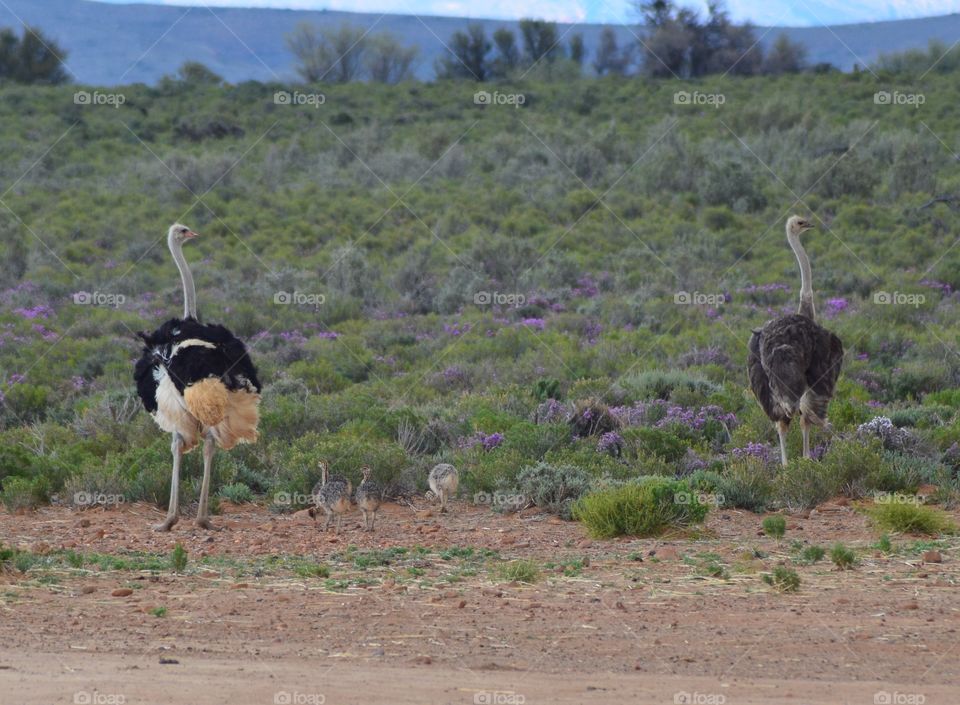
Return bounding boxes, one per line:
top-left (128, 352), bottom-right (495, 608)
top-left (428, 463), bottom-right (459, 514)
top-left (355, 465), bottom-right (382, 532)
top-left (313, 460), bottom-right (351, 534)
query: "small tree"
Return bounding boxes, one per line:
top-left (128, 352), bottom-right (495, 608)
top-left (568, 33), bottom-right (585, 67)
top-left (0, 25), bottom-right (69, 85)
top-left (436, 23), bottom-right (490, 81)
top-left (286, 22), bottom-right (368, 83)
top-left (593, 27), bottom-right (632, 76)
top-left (490, 27), bottom-right (520, 78)
top-left (520, 19), bottom-right (563, 65)
top-left (763, 33), bottom-right (806, 74)
top-left (177, 61), bottom-right (224, 85)
top-left (366, 32), bottom-right (418, 84)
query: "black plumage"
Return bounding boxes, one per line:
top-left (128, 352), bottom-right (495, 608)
top-left (748, 314), bottom-right (843, 426)
top-left (133, 316), bottom-right (261, 415)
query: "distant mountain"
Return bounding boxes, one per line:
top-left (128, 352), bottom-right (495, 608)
top-left (1, 0), bottom-right (958, 85)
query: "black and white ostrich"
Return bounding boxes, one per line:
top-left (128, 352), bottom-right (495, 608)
top-left (748, 215), bottom-right (844, 467)
top-left (134, 224), bottom-right (262, 531)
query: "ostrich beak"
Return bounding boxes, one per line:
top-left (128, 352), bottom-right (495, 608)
top-left (184, 230), bottom-right (199, 239)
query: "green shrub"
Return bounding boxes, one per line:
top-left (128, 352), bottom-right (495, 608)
top-left (1, 475), bottom-right (49, 512)
top-left (514, 462), bottom-right (592, 519)
top-left (219, 482), bottom-right (254, 504)
top-left (762, 515), bottom-right (787, 539)
top-left (800, 545), bottom-right (825, 563)
top-left (572, 477), bottom-right (708, 538)
top-left (615, 370), bottom-right (719, 403)
top-left (866, 502), bottom-right (956, 535)
top-left (171, 544), bottom-right (188, 573)
top-left (569, 399), bottom-right (620, 438)
top-left (763, 566), bottom-right (800, 592)
top-left (830, 543), bottom-right (857, 570)
top-left (626, 427), bottom-right (688, 463)
top-left (716, 458), bottom-right (774, 512)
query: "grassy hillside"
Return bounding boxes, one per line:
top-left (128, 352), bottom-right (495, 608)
top-left (1, 71), bottom-right (959, 516)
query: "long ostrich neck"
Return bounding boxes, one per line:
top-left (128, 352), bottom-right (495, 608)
top-left (169, 235), bottom-right (197, 319)
top-left (788, 231), bottom-right (815, 320)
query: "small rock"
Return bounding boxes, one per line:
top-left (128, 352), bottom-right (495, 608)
top-left (81, 585), bottom-right (96, 595)
top-left (76, 518), bottom-right (91, 528)
top-left (416, 510), bottom-right (434, 519)
top-left (458, 600), bottom-right (467, 609)
top-left (412, 655), bottom-right (432, 665)
top-left (902, 601), bottom-right (919, 610)
top-left (232, 583), bottom-right (249, 590)
top-left (111, 588), bottom-right (134, 597)
top-left (922, 550), bottom-right (942, 563)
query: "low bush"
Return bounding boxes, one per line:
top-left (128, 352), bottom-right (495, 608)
top-left (572, 477), bottom-right (709, 538)
top-left (513, 462), bottom-right (592, 519)
top-left (866, 502), bottom-right (956, 535)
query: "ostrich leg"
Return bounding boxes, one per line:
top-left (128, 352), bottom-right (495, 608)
top-left (155, 433), bottom-right (184, 532)
top-left (776, 420), bottom-right (789, 468)
top-left (196, 431), bottom-right (218, 530)
top-left (801, 418), bottom-right (812, 459)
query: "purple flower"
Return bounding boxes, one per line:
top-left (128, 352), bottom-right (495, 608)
top-left (573, 275), bottom-right (599, 298)
top-left (823, 298), bottom-right (849, 319)
top-left (596, 431), bottom-right (623, 456)
top-left (482, 432), bottom-right (504, 451)
top-left (14, 305), bottom-right (52, 320)
top-left (443, 322), bottom-right (471, 337)
top-left (520, 318), bottom-right (545, 331)
top-left (730, 442), bottom-right (775, 463)
top-left (535, 399), bottom-right (569, 424)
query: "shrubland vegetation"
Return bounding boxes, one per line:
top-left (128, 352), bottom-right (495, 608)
top-left (0, 27), bottom-right (959, 537)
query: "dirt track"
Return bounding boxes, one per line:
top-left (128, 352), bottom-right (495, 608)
top-left (1, 500), bottom-right (958, 704)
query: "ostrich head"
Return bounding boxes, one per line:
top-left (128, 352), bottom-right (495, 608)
top-left (168, 223), bottom-right (199, 244)
top-left (360, 465), bottom-right (372, 480)
top-left (786, 215), bottom-right (814, 238)
top-left (317, 459), bottom-right (328, 483)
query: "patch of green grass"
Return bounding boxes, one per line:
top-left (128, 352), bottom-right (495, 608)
top-left (406, 566), bottom-right (425, 577)
top-left (171, 544), bottom-right (188, 573)
top-left (875, 534), bottom-right (893, 553)
top-left (353, 547), bottom-right (407, 569)
top-left (866, 502), bottom-right (956, 536)
top-left (830, 543), bottom-right (857, 570)
top-left (13, 552), bottom-right (37, 573)
top-left (495, 559), bottom-right (540, 583)
top-left (150, 606), bottom-right (167, 618)
top-left (294, 562), bottom-right (330, 578)
top-left (763, 566), bottom-right (801, 592)
top-left (572, 478), bottom-right (708, 538)
top-left (799, 546), bottom-right (826, 564)
top-left (219, 482), bottom-right (254, 504)
top-left (762, 515), bottom-right (787, 540)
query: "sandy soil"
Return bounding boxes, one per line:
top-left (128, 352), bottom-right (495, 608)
top-left (1, 499), bottom-right (958, 704)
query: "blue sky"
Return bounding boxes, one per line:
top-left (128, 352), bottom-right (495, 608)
top-left (95, 0), bottom-right (960, 26)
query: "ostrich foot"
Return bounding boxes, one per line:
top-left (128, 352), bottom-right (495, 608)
top-left (154, 515), bottom-right (178, 532)
top-left (195, 517), bottom-right (220, 531)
